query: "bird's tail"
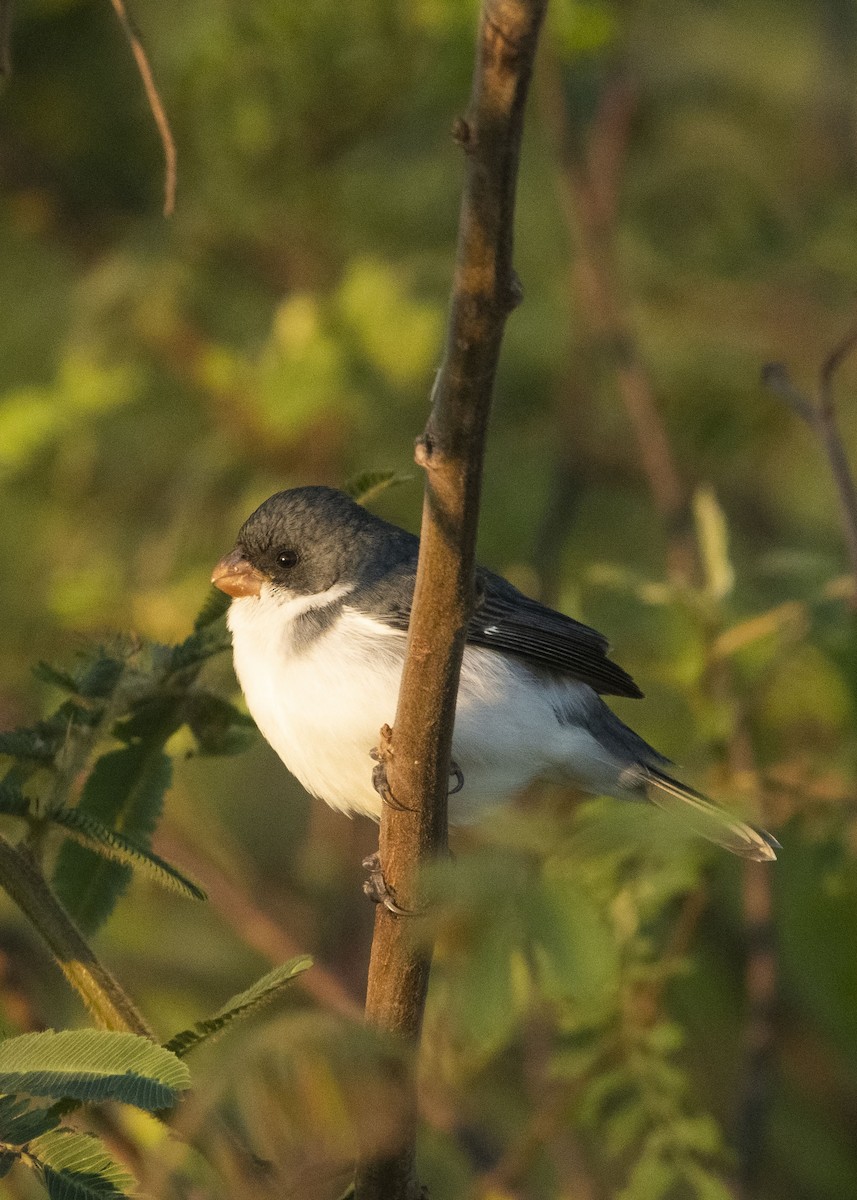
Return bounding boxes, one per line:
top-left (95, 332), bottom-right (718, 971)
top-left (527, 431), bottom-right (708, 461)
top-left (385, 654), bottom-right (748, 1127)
top-left (628, 764), bottom-right (779, 862)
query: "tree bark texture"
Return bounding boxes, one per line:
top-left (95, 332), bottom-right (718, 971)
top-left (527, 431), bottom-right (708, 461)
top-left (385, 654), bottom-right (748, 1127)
top-left (354, 2), bottom-right (548, 1197)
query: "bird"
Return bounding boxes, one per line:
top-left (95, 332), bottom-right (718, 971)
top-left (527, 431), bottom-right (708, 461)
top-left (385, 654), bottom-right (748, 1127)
top-left (211, 486), bottom-right (778, 863)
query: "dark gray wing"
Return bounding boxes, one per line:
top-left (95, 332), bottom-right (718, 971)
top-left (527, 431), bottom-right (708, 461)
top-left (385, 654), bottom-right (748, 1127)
top-left (467, 571), bottom-right (642, 698)
top-left (359, 556), bottom-right (641, 700)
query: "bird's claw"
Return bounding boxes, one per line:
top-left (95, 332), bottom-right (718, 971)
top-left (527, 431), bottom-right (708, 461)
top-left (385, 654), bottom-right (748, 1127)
top-left (361, 852), bottom-right (415, 917)
top-left (370, 738), bottom-right (463, 807)
top-left (370, 726), bottom-right (410, 812)
top-left (371, 760), bottom-right (410, 811)
top-left (449, 761), bottom-right (464, 796)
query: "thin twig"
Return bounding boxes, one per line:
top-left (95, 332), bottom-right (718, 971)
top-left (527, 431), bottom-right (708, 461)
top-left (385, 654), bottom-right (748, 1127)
top-left (819, 320), bottom-right (857, 412)
top-left (763, 325), bottom-right (857, 602)
top-left (0, 834), bottom-right (153, 1037)
top-left (107, 0), bottom-right (177, 217)
top-left (158, 825), bottom-right (363, 1022)
top-left (818, 327), bottom-right (857, 587)
top-left (354, 3), bottom-right (548, 1198)
top-left (538, 51), bottom-right (697, 585)
top-left (759, 363), bottom-right (815, 424)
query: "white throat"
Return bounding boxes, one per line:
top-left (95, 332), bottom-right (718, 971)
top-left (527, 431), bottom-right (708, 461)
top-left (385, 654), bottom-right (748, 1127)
top-left (227, 580), bottom-right (355, 652)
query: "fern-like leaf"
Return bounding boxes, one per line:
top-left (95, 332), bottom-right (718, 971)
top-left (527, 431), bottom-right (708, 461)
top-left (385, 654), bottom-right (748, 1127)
top-left (0, 781), bottom-right (31, 819)
top-left (164, 956), bottom-right (312, 1057)
top-left (0, 1094), bottom-right (61, 1145)
top-left (73, 655), bottom-right (125, 701)
top-left (49, 809), bottom-right (205, 902)
top-left (0, 1030), bottom-right (190, 1110)
top-left (27, 1129), bottom-right (136, 1199)
top-left (33, 663), bottom-right (81, 694)
top-left (169, 622), bottom-right (232, 672)
top-left (193, 586), bottom-right (232, 631)
top-left (344, 470), bottom-right (412, 507)
top-left (52, 745), bottom-right (173, 935)
top-left (0, 726), bottom-right (62, 763)
top-left (183, 691), bottom-right (256, 757)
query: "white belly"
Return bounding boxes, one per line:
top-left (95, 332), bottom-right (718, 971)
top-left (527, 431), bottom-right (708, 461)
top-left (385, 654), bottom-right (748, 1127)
top-left (228, 591), bottom-right (618, 821)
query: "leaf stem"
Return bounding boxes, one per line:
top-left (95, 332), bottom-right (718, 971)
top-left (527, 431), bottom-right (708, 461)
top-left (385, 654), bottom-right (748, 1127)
top-left (0, 833), bottom-right (154, 1037)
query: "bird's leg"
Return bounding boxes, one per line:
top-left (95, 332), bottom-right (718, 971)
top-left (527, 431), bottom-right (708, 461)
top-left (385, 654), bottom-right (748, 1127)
top-left (370, 724), bottom-right (411, 812)
top-left (448, 761), bottom-right (464, 796)
top-left (361, 852), bottom-right (414, 917)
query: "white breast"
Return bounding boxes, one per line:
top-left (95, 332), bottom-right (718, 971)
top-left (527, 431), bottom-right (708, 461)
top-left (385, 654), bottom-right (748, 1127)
top-left (228, 585), bottom-right (403, 817)
top-left (228, 585), bottom-right (620, 821)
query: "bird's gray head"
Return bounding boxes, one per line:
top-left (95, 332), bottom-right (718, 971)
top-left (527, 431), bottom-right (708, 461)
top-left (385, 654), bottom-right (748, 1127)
top-left (211, 486), bottom-right (404, 600)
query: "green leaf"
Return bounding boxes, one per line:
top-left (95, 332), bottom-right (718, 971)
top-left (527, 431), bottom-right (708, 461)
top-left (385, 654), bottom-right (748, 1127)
top-left (183, 691), bottom-right (257, 757)
top-left (33, 663), bottom-right (81, 694)
top-left (52, 746), bottom-right (173, 935)
top-left (113, 697), bottom-right (178, 744)
top-left (0, 1030), bottom-right (189, 1110)
top-left (549, 1030), bottom-right (607, 1080)
top-left (644, 1022), bottom-right (685, 1056)
top-left (26, 651), bottom-right (119, 707)
top-left (549, 0), bottom-right (619, 58)
top-left (0, 725), bottom-right (62, 763)
top-left (164, 955), bottom-right (312, 1057)
top-left (693, 486), bottom-right (734, 601)
top-left (617, 1148), bottom-right (677, 1200)
top-left (670, 1114), bottom-right (724, 1156)
top-left (193, 586), bottom-right (232, 631)
top-left (447, 920), bottom-right (523, 1051)
top-left (48, 808), bottom-right (205, 902)
top-left (344, 470), bottom-right (412, 507)
top-left (0, 781), bottom-right (31, 819)
top-left (28, 1129), bottom-right (136, 1199)
top-left (0, 1094), bottom-right (61, 1145)
top-left (604, 1100), bottom-right (650, 1157)
top-left (682, 1164), bottom-right (734, 1200)
top-left (529, 870), bottom-right (620, 1005)
top-left (579, 1066), bottom-right (635, 1127)
top-left (169, 622), bottom-right (232, 672)
top-left (74, 655), bottom-right (125, 701)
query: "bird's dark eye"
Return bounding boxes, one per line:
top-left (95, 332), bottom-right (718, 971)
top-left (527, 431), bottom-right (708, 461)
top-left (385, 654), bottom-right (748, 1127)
top-left (276, 549), bottom-right (299, 569)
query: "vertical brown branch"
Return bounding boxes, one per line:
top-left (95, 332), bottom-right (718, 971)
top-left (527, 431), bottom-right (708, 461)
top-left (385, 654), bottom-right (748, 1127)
top-left (354, 3), bottom-right (548, 1198)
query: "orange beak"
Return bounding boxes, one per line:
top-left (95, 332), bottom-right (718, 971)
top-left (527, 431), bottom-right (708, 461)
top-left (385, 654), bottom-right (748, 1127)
top-left (211, 548), bottom-right (265, 598)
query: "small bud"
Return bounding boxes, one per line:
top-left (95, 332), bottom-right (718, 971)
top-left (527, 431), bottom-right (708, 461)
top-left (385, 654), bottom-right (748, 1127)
top-left (451, 116), bottom-right (473, 149)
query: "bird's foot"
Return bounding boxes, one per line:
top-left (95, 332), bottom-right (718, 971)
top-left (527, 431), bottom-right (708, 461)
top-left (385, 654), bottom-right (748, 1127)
top-left (448, 760), bottom-right (464, 796)
top-left (362, 852), bottom-right (415, 917)
top-left (371, 759), bottom-right (412, 812)
top-left (370, 725), bottom-right (410, 812)
top-left (370, 727), bottom-right (463, 806)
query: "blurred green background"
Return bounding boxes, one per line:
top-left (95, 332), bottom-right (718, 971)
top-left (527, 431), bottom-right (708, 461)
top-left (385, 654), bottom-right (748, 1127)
top-left (2, 0), bottom-right (857, 1196)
